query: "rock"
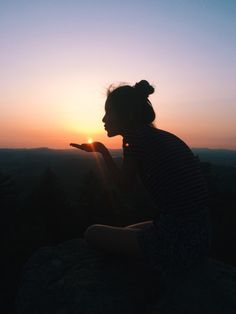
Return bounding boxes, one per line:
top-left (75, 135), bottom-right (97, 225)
top-left (152, 259), bottom-right (236, 314)
top-left (16, 239), bottom-right (236, 314)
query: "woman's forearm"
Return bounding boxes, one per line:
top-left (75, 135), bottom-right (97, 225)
top-left (101, 148), bottom-right (139, 197)
top-left (101, 149), bottom-right (123, 186)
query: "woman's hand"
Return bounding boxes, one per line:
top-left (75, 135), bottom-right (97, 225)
top-left (70, 142), bottom-right (108, 154)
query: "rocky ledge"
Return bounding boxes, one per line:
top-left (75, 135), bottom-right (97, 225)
top-left (16, 238), bottom-right (236, 314)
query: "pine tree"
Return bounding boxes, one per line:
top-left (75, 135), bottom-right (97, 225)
top-left (78, 170), bottom-right (106, 224)
top-left (0, 171), bottom-right (17, 247)
top-left (27, 167), bottom-right (70, 246)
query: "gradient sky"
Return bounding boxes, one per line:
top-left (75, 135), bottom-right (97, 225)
top-left (1, 0), bottom-right (235, 149)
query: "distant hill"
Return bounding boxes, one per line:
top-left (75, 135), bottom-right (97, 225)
top-left (0, 147), bottom-right (236, 166)
top-left (192, 148), bottom-right (236, 167)
top-left (0, 148), bottom-right (104, 206)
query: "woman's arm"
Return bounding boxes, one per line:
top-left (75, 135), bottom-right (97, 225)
top-left (102, 148), bottom-right (139, 193)
top-left (70, 142), bottom-right (139, 193)
top-left (101, 148), bottom-right (122, 185)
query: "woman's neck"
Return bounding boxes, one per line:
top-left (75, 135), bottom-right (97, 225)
top-left (121, 124), bottom-right (150, 137)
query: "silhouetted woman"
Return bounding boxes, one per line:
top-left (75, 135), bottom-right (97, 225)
top-left (70, 80), bottom-right (211, 278)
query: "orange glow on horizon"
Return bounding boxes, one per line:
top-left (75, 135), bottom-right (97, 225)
top-left (1, 123), bottom-right (236, 150)
top-left (1, 88), bottom-right (235, 149)
top-left (0, 123), bottom-right (123, 149)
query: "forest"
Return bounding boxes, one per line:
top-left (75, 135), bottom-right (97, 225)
top-left (0, 147), bottom-right (236, 312)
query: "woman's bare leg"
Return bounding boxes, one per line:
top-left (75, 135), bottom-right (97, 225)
top-left (84, 224), bottom-right (142, 258)
top-left (125, 220), bottom-right (153, 229)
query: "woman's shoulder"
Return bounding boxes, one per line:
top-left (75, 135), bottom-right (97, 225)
top-left (135, 125), bottom-right (180, 140)
top-left (154, 128), bottom-right (192, 150)
top-left (123, 126), bottom-right (190, 153)
top-left (135, 126), bottom-right (185, 147)
top-left (123, 126), bottom-right (172, 150)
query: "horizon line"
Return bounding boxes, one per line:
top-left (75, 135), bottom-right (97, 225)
top-left (0, 147), bottom-right (236, 152)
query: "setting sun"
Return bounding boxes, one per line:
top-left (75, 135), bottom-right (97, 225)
top-left (0, 1), bottom-right (235, 150)
top-left (88, 138), bottom-right (93, 144)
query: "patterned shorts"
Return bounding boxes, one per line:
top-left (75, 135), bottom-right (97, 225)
top-left (136, 208), bottom-right (211, 280)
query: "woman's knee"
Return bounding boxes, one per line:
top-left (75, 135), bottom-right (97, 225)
top-left (84, 224), bottom-right (97, 242)
top-left (83, 224), bottom-right (142, 257)
top-left (84, 224), bottom-right (109, 243)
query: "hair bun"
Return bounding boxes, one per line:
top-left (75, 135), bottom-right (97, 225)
top-left (134, 80), bottom-right (155, 97)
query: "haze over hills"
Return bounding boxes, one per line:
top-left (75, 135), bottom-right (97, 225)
top-left (0, 147), bottom-right (236, 166)
top-left (0, 147), bottom-right (235, 207)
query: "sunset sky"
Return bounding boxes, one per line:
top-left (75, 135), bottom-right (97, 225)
top-left (1, 0), bottom-right (235, 149)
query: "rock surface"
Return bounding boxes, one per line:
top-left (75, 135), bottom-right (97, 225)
top-left (16, 238), bottom-right (236, 314)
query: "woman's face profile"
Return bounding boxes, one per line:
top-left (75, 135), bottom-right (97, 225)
top-left (102, 99), bottom-right (123, 137)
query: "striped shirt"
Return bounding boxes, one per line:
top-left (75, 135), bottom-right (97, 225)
top-left (123, 125), bottom-right (208, 221)
top-left (123, 125), bottom-right (211, 276)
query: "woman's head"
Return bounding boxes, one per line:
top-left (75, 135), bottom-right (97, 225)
top-left (102, 80), bottom-right (156, 137)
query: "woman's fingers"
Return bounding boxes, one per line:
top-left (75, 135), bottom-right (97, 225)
top-left (70, 142), bottom-right (106, 153)
top-left (70, 143), bottom-right (83, 149)
top-left (70, 143), bottom-right (94, 152)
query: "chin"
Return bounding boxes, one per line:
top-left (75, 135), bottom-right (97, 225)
top-left (106, 129), bottom-right (119, 137)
